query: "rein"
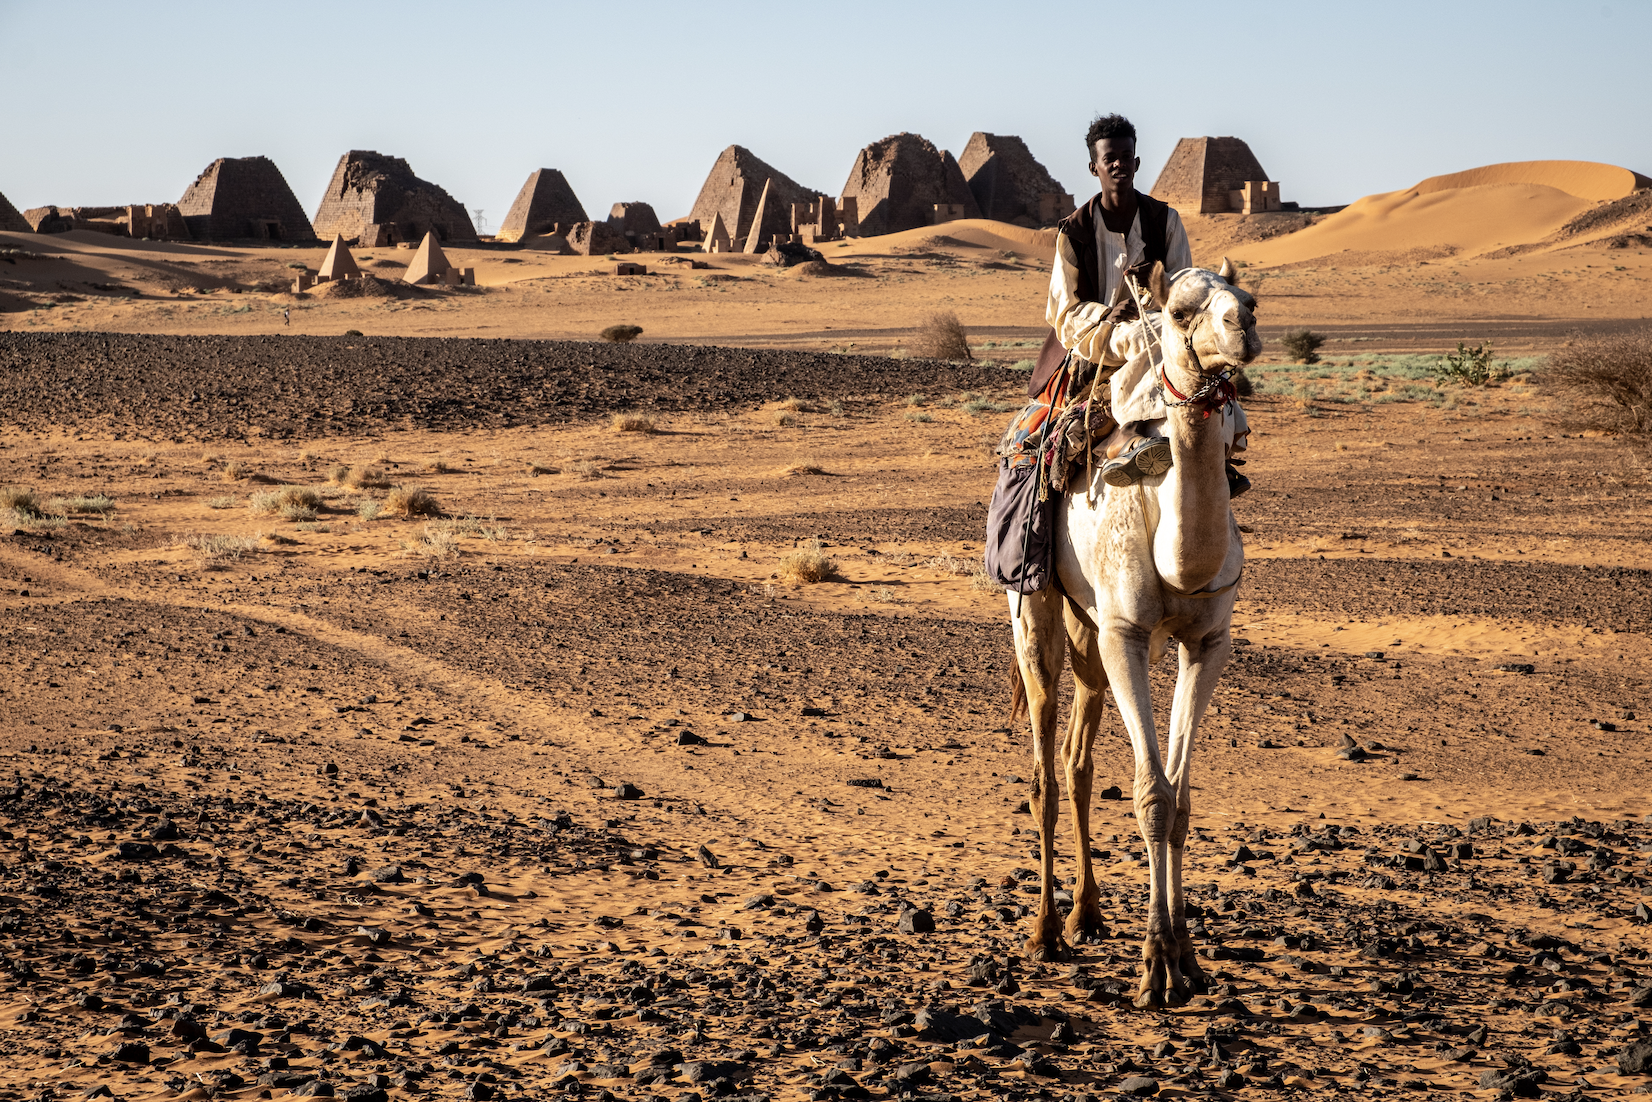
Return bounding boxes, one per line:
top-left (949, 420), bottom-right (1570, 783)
top-left (1159, 325), bottom-right (1238, 419)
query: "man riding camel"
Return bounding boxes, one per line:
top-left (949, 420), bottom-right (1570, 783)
top-left (1040, 112), bottom-right (1249, 493)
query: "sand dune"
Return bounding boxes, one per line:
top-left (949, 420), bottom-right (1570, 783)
top-left (1410, 159), bottom-right (1651, 202)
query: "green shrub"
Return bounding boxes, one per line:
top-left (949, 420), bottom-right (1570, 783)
top-left (1279, 329), bottom-right (1326, 364)
top-left (1434, 341), bottom-right (1501, 386)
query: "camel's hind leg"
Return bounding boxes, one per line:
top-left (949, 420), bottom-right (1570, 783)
top-left (1060, 601), bottom-right (1108, 945)
top-left (1009, 586), bottom-right (1069, 961)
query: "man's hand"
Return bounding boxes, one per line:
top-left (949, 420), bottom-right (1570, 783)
top-left (1103, 298), bottom-right (1139, 326)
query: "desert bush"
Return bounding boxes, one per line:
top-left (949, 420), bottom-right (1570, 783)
top-left (778, 539), bottom-right (837, 584)
top-left (600, 324), bottom-right (644, 343)
top-left (570, 459), bottom-right (606, 480)
top-left (906, 412), bottom-right (933, 423)
top-left (49, 494), bottom-right (115, 515)
top-left (827, 399), bottom-right (845, 416)
top-left (356, 499), bottom-right (383, 520)
top-left (185, 533), bottom-right (259, 566)
top-left (344, 329), bottom-right (364, 337)
top-left (771, 411), bottom-right (799, 428)
top-left (1548, 329), bottom-right (1652, 435)
top-left (1279, 328), bottom-right (1326, 364)
top-left (1434, 341), bottom-right (1502, 386)
top-left (0, 487), bottom-right (39, 516)
top-left (385, 486), bottom-right (440, 518)
top-left (279, 502), bottom-right (317, 521)
top-left (424, 458), bottom-right (453, 474)
top-left (778, 460), bottom-right (825, 476)
top-left (222, 460), bottom-right (252, 481)
top-left (400, 524), bottom-right (459, 560)
top-left (612, 413), bottom-right (657, 434)
top-left (906, 393), bottom-right (930, 407)
top-left (207, 496), bottom-right (236, 510)
top-left (909, 311), bottom-right (972, 361)
top-left (249, 486), bottom-right (322, 515)
top-left (777, 397), bottom-right (813, 412)
top-left (962, 396), bottom-right (1015, 416)
top-left (927, 552), bottom-right (976, 576)
top-left (329, 464), bottom-right (389, 490)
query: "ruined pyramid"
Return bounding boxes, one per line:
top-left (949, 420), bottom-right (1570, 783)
top-left (1150, 137), bottom-right (1274, 214)
top-left (0, 188), bottom-right (28, 234)
top-left (498, 169), bottom-right (588, 243)
top-left (317, 234), bottom-right (360, 281)
top-left (176, 156), bottom-right (315, 242)
top-left (402, 231), bottom-right (452, 285)
top-left (839, 133), bottom-right (980, 237)
top-left (688, 146), bottom-right (821, 249)
top-left (313, 151), bottom-right (477, 247)
top-left (958, 133), bottom-right (1072, 226)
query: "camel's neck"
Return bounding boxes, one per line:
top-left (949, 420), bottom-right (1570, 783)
top-left (1154, 353), bottom-right (1232, 592)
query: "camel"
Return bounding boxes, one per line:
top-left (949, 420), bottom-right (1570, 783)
top-left (1008, 258), bottom-right (1260, 1008)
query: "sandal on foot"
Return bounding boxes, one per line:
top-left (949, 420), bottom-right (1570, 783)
top-left (1101, 436), bottom-right (1172, 487)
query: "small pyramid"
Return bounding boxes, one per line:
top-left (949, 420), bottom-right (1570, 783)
top-left (402, 231), bottom-right (451, 285)
top-left (0, 188), bottom-right (28, 234)
top-left (704, 211), bottom-right (731, 253)
top-left (742, 179), bottom-right (789, 253)
top-left (317, 234), bottom-right (360, 280)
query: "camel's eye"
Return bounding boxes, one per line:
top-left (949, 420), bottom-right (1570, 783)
top-left (1170, 309), bottom-right (1186, 324)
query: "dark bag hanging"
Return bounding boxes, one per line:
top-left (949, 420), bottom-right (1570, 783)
top-left (984, 455), bottom-right (1056, 594)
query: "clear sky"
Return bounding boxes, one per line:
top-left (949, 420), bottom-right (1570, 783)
top-left (4, 0), bottom-right (1647, 229)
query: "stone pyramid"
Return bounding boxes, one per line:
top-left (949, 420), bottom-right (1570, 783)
top-left (839, 132), bottom-right (980, 237)
top-left (317, 234), bottom-right (360, 280)
top-left (498, 169), bottom-right (588, 242)
top-left (313, 150), bottom-right (477, 246)
top-left (608, 202), bottom-right (662, 237)
top-left (958, 133), bottom-right (1072, 225)
top-left (1149, 137), bottom-right (1272, 214)
top-left (0, 188), bottom-right (28, 233)
top-left (176, 155), bottom-right (315, 242)
top-left (689, 145), bottom-right (821, 247)
top-left (741, 179), bottom-right (790, 253)
top-left (703, 211), bottom-right (731, 253)
top-left (402, 231), bottom-right (452, 285)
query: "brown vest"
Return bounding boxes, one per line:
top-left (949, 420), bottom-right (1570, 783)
top-left (1027, 190), bottom-right (1173, 397)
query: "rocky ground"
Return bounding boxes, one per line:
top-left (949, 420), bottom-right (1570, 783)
top-left (0, 333), bottom-right (1648, 1101)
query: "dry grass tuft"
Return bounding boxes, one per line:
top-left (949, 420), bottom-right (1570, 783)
top-left (249, 486), bottom-right (323, 516)
top-left (329, 464), bottom-right (390, 490)
top-left (400, 524), bottom-right (460, 560)
top-left (778, 460), bottom-right (826, 477)
top-left (528, 463), bottom-right (560, 477)
top-left (600, 324), bottom-right (644, 343)
top-left (206, 495), bottom-right (236, 510)
top-left (909, 311), bottom-right (973, 361)
top-left (49, 494), bottom-right (115, 515)
top-left (0, 487), bottom-right (39, 516)
top-left (1548, 328), bottom-right (1652, 437)
top-left (385, 486), bottom-right (440, 518)
top-left (221, 460), bottom-right (252, 482)
top-left (424, 458), bottom-right (453, 474)
top-left (778, 539), bottom-right (837, 584)
top-left (611, 413), bottom-right (657, 434)
top-left (777, 397), bottom-right (813, 413)
top-left (184, 533), bottom-right (259, 567)
top-left (771, 410), bottom-right (800, 428)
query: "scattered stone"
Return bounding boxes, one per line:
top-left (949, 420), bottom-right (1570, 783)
top-left (697, 843), bottom-right (720, 868)
top-left (1619, 1038), bottom-right (1652, 1076)
top-left (1115, 1075), bottom-right (1159, 1096)
top-left (1495, 662), bottom-right (1537, 674)
top-left (614, 782), bottom-right (644, 800)
top-left (898, 907), bottom-right (935, 934)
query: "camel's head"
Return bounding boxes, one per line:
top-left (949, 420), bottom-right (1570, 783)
top-left (1144, 257), bottom-right (1261, 374)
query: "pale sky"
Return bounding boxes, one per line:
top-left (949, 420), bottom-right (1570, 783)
top-left (4, 0), bottom-right (1647, 230)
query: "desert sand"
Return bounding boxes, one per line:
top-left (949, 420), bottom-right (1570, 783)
top-left (1, 158), bottom-right (1650, 1100)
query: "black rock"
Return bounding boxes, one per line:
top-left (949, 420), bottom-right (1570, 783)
top-left (1619, 1038), bottom-right (1652, 1075)
top-left (1480, 1067), bottom-right (1547, 1097)
top-left (898, 908), bottom-right (935, 934)
top-left (1098, 785), bottom-right (1124, 799)
top-left (682, 1060), bottom-right (747, 1084)
top-left (697, 844), bottom-right (719, 868)
top-left (892, 1061), bottom-right (931, 1084)
top-left (1495, 663), bottom-right (1536, 674)
top-left (1116, 1076), bottom-right (1160, 1096)
top-left (108, 1040), bottom-right (149, 1063)
top-left (370, 865), bottom-right (404, 883)
top-left (677, 731), bottom-right (708, 745)
top-left (801, 706), bottom-right (827, 717)
top-left (113, 841), bottom-right (159, 861)
top-left (614, 782), bottom-right (644, 800)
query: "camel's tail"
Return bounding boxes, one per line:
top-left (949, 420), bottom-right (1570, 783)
top-left (1008, 662), bottom-right (1028, 725)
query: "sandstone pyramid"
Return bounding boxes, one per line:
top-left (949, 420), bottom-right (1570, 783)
top-left (741, 179), bottom-right (791, 253)
top-left (958, 133), bottom-right (1072, 225)
top-left (498, 169), bottom-right (588, 243)
top-left (688, 146), bottom-right (821, 248)
top-left (176, 156), bottom-right (315, 242)
top-left (1150, 137), bottom-right (1273, 214)
top-left (313, 151), bottom-right (477, 247)
top-left (839, 132), bottom-right (980, 237)
top-left (0, 189), bottom-right (29, 233)
top-left (317, 234), bottom-right (360, 280)
top-left (703, 211), bottom-right (732, 253)
top-left (402, 231), bottom-right (452, 285)
top-left (608, 202), bottom-right (662, 237)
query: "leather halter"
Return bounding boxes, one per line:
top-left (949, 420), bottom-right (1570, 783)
top-left (1159, 322), bottom-right (1238, 419)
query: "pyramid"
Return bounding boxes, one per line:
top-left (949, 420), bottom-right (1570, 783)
top-left (317, 234), bottom-right (360, 280)
top-left (958, 133), bottom-right (1072, 225)
top-left (688, 145), bottom-right (821, 247)
top-left (402, 231), bottom-right (452, 285)
top-left (1150, 137), bottom-right (1274, 214)
top-left (176, 155), bottom-right (315, 242)
top-left (839, 132), bottom-right (981, 237)
top-left (703, 211), bottom-right (732, 253)
top-left (608, 202), bottom-right (662, 237)
top-left (0, 189), bottom-right (28, 233)
top-left (498, 169), bottom-right (588, 242)
top-left (313, 150), bottom-right (478, 246)
top-left (741, 179), bottom-right (791, 252)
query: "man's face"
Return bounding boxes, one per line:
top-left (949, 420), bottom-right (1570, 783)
top-left (1090, 138), bottom-right (1140, 189)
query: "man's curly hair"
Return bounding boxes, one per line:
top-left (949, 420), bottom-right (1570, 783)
top-left (1085, 113), bottom-right (1137, 158)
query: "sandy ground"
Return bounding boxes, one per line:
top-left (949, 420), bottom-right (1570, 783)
top-left (0, 163), bottom-right (1650, 1099)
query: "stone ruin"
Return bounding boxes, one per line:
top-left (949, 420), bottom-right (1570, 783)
top-left (0, 190), bottom-right (30, 234)
top-left (497, 169), bottom-right (588, 243)
top-left (787, 195), bottom-right (858, 244)
top-left (291, 234), bottom-right (365, 293)
top-left (1150, 137), bottom-right (1285, 214)
top-left (313, 151), bottom-right (477, 248)
top-left (689, 145), bottom-right (822, 255)
top-left (839, 132), bottom-right (980, 237)
top-left (177, 156), bottom-right (316, 242)
top-left (958, 132), bottom-right (1074, 226)
top-left (22, 204), bottom-right (189, 239)
top-left (402, 231), bottom-right (474, 287)
top-left (607, 202), bottom-right (697, 251)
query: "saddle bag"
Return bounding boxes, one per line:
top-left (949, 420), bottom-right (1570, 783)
top-left (984, 455), bottom-right (1056, 595)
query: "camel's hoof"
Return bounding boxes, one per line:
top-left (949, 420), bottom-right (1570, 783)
top-left (1180, 959), bottom-right (1211, 993)
top-left (1064, 914), bottom-right (1110, 946)
top-left (1133, 986), bottom-right (1189, 1009)
top-left (1024, 935), bottom-right (1070, 962)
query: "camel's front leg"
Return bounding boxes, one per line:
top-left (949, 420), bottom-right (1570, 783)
top-left (1010, 587), bottom-right (1069, 961)
top-left (1060, 603), bottom-right (1107, 944)
top-left (1097, 623), bottom-right (1188, 1008)
top-left (1163, 625), bottom-right (1233, 991)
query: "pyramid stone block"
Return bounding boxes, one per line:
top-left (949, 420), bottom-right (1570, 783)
top-left (958, 132), bottom-right (1073, 226)
top-left (176, 156), bottom-right (315, 242)
top-left (1150, 137), bottom-right (1278, 214)
top-left (313, 151), bottom-right (477, 247)
top-left (0, 189), bottom-right (30, 234)
top-left (498, 169), bottom-right (588, 243)
top-left (689, 146), bottom-right (822, 247)
top-left (839, 132), bottom-right (981, 237)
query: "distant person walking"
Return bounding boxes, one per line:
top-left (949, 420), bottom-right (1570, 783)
top-left (282, 307), bottom-right (290, 326)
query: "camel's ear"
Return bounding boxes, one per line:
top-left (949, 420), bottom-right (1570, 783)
top-left (1146, 260), bottom-right (1170, 311)
top-left (1218, 256), bottom-right (1238, 282)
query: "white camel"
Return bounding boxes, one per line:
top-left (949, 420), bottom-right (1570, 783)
top-left (1009, 258), bottom-right (1261, 1008)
